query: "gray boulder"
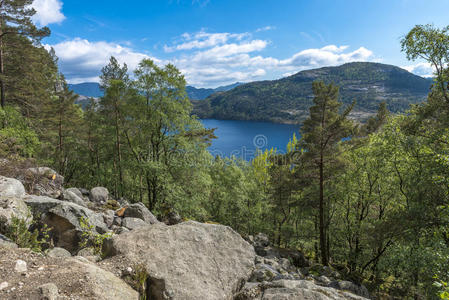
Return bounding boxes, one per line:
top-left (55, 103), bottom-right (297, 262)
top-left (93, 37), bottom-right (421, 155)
top-left (25, 167), bottom-right (64, 198)
top-left (0, 197), bottom-right (32, 233)
top-left (107, 221), bottom-right (255, 300)
top-left (123, 202), bottom-right (159, 224)
top-left (89, 187), bottom-right (109, 203)
top-left (103, 210), bottom-right (115, 228)
top-left (328, 280), bottom-right (370, 298)
top-left (0, 176), bottom-right (25, 198)
top-left (65, 187), bottom-right (83, 199)
top-left (38, 283), bottom-right (59, 300)
top-left (122, 217), bottom-right (146, 230)
top-left (23, 195), bottom-right (108, 252)
top-left (47, 247), bottom-right (71, 258)
top-left (62, 190), bottom-right (85, 207)
top-left (0, 234), bottom-right (17, 248)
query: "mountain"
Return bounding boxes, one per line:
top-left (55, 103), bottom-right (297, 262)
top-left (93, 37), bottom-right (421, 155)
top-left (192, 62), bottom-right (433, 124)
top-left (68, 82), bottom-right (103, 98)
top-left (186, 82), bottom-right (242, 100)
top-left (68, 81), bottom-right (242, 101)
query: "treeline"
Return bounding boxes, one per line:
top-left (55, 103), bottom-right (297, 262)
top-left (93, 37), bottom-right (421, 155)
top-left (0, 3), bottom-right (448, 297)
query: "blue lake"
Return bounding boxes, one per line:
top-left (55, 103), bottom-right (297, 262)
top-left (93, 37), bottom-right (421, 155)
top-left (200, 119), bottom-right (300, 160)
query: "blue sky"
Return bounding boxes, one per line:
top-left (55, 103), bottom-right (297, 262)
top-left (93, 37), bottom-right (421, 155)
top-left (32, 0), bottom-right (448, 87)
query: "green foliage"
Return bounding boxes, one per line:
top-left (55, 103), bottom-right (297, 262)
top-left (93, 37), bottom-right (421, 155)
top-left (6, 216), bottom-right (50, 252)
top-left (131, 264), bottom-right (149, 300)
top-left (0, 106), bottom-right (40, 158)
top-left (79, 216), bottom-right (113, 257)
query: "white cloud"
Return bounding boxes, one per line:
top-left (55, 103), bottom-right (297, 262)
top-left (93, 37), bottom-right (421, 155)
top-left (401, 62), bottom-right (435, 78)
top-left (46, 38), bottom-right (158, 83)
top-left (31, 0), bottom-right (66, 26)
top-left (49, 31), bottom-right (378, 87)
top-left (256, 26), bottom-right (275, 32)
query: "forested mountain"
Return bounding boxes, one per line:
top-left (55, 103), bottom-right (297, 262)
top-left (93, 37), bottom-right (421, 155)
top-left (68, 82), bottom-right (104, 98)
top-left (193, 62), bottom-right (433, 123)
top-left (69, 81), bottom-right (242, 101)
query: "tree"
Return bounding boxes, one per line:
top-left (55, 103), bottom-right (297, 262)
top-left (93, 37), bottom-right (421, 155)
top-left (401, 24), bottom-right (449, 104)
top-left (300, 81), bottom-right (355, 266)
top-left (0, 0), bottom-right (50, 108)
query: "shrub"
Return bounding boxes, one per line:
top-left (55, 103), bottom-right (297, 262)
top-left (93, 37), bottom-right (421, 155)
top-left (79, 216), bottom-right (112, 257)
top-left (6, 215), bottom-right (50, 252)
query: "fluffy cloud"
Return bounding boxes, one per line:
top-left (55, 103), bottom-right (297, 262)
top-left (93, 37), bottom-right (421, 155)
top-left (46, 38), bottom-right (156, 83)
top-left (49, 30), bottom-right (379, 87)
top-left (32, 0), bottom-right (66, 26)
top-left (401, 62), bottom-right (435, 78)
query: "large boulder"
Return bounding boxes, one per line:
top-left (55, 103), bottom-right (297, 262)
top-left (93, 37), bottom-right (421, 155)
top-left (236, 280), bottom-right (369, 300)
top-left (23, 195), bottom-right (108, 252)
top-left (122, 217), bottom-right (146, 230)
top-left (0, 176), bottom-right (26, 198)
top-left (123, 202), bottom-right (159, 224)
top-left (0, 197), bottom-right (32, 233)
top-left (107, 221), bottom-right (255, 300)
top-left (25, 167), bottom-right (64, 199)
top-left (0, 247), bottom-right (139, 299)
top-left (65, 187), bottom-right (83, 199)
top-left (89, 187), bottom-right (109, 203)
top-left (63, 189), bottom-right (86, 207)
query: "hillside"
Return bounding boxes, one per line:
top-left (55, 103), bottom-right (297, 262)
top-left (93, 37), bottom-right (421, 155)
top-left (69, 82), bottom-right (242, 101)
top-left (193, 62), bottom-right (433, 124)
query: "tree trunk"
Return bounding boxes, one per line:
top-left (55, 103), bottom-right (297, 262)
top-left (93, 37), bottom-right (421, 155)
top-left (0, 24), bottom-right (5, 110)
top-left (319, 153), bottom-right (328, 266)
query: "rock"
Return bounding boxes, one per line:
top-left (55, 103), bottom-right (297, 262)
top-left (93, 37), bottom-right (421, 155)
top-left (0, 234), bottom-right (17, 248)
top-left (0, 246), bottom-right (139, 300)
top-left (103, 210), bottom-right (115, 228)
top-left (47, 247), bottom-right (71, 258)
top-left (113, 226), bottom-right (129, 234)
top-left (0, 176), bottom-right (25, 198)
top-left (65, 187), bottom-right (83, 199)
top-left (250, 263), bottom-right (280, 282)
top-left (112, 216), bottom-right (122, 226)
top-left (23, 195), bottom-right (108, 252)
top-left (162, 211), bottom-right (182, 225)
top-left (89, 187), bottom-right (109, 203)
top-left (0, 196), bottom-right (32, 232)
top-left (122, 217), bottom-right (146, 230)
top-left (328, 280), bottom-right (370, 298)
top-left (317, 275), bottom-right (332, 285)
top-left (254, 233), bottom-right (270, 247)
top-left (123, 202), bottom-right (159, 224)
top-left (38, 283), bottom-right (59, 300)
top-left (244, 280), bottom-right (369, 300)
top-left (78, 188), bottom-right (90, 196)
top-left (77, 247), bottom-right (101, 262)
top-left (106, 221), bottom-right (255, 300)
top-left (62, 190), bottom-right (85, 206)
top-left (14, 259), bottom-right (27, 272)
top-left (234, 282), bottom-right (263, 300)
top-left (25, 167), bottom-right (64, 198)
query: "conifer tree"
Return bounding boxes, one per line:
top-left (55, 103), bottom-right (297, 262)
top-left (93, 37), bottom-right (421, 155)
top-left (300, 81), bottom-right (355, 266)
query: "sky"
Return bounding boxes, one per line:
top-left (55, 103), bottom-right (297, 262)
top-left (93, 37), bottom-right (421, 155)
top-left (31, 0), bottom-right (448, 88)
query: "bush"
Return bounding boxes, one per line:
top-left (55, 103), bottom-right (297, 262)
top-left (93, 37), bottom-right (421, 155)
top-left (79, 216), bottom-right (112, 257)
top-left (6, 215), bottom-right (50, 252)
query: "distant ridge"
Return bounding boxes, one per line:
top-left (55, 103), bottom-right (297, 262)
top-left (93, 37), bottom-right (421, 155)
top-left (192, 62), bottom-right (432, 124)
top-left (68, 82), bottom-right (242, 101)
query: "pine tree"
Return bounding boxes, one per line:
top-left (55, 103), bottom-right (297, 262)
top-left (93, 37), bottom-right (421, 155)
top-left (300, 81), bottom-right (355, 266)
top-left (0, 0), bottom-right (50, 108)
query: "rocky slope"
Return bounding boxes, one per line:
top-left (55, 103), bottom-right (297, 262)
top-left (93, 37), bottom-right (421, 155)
top-left (0, 163), bottom-right (371, 299)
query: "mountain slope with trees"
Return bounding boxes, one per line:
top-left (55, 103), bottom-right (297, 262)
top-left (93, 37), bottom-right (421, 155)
top-left (193, 62), bottom-right (432, 123)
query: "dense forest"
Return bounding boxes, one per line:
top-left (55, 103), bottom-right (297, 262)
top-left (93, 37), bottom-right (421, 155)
top-left (193, 62), bottom-right (432, 124)
top-left (0, 3), bottom-right (448, 298)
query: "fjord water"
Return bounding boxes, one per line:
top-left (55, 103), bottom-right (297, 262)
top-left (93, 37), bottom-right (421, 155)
top-left (201, 119), bottom-right (300, 160)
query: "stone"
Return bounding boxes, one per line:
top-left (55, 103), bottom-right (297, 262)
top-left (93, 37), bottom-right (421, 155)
top-left (103, 210), bottom-right (115, 228)
top-left (123, 202), bottom-right (159, 224)
top-left (47, 247), bottom-right (71, 258)
top-left (162, 211), bottom-right (182, 225)
top-left (328, 280), bottom-right (370, 298)
top-left (106, 221), bottom-right (255, 300)
top-left (77, 247), bottom-right (101, 262)
top-left (65, 187), bottom-right (83, 199)
top-left (0, 196), bottom-right (32, 232)
top-left (89, 187), bottom-right (109, 203)
top-left (0, 281), bottom-right (8, 291)
top-left (112, 216), bottom-right (122, 226)
top-left (23, 195), bottom-right (108, 252)
top-left (62, 190), bottom-right (85, 207)
top-left (0, 176), bottom-right (25, 198)
top-left (25, 167), bottom-right (64, 199)
top-left (14, 259), bottom-right (27, 273)
top-left (38, 283), bottom-right (59, 300)
top-left (0, 234), bottom-right (17, 248)
top-left (122, 217), bottom-right (146, 230)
